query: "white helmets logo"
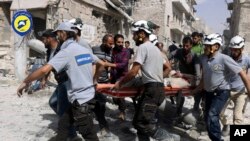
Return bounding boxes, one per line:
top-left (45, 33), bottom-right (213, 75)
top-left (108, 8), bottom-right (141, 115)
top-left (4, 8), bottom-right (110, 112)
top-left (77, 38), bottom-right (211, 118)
top-left (203, 33), bottom-right (223, 46)
top-left (149, 34), bottom-right (158, 45)
top-left (131, 20), bottom-right (152, 34)
top-left (229, 35), bottom-right (245, 49)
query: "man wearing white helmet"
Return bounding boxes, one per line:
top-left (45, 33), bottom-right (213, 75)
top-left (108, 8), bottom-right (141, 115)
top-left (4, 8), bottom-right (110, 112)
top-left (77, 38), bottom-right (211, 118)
top-left (192, 33), bottom-right (250, 141)
top-left (16, 21), bottom-right (109, 141)
top-left (69, 18), bottom-right (92, 52)
top-left (113, 20), bottom-right (179, 141)
top-left (220, 35), bottom-right (249, 136)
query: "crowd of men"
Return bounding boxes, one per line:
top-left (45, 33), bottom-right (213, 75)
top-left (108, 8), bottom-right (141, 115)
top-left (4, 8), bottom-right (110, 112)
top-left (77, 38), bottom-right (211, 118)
top-left (16, 18), bottom-right (250, 141)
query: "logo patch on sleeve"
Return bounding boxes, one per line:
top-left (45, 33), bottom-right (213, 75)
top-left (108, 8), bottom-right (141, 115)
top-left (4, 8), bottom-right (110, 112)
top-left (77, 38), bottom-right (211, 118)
top-left (75, 54), bottom-right (92, 66)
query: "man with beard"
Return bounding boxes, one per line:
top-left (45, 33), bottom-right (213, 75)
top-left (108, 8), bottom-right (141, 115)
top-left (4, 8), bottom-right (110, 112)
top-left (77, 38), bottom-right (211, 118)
top-left (172, 36), bottom-right (201, 115)
top-left (39, 29), bottom-right (81, 141)
top-left (192, 33), bottom-right (250, 141)
top-left (108, 34), bottom-right (130, 120)
top-left (112, 20), bottom-right (180, 141)
top-left (17, 21), bottom-right (107, 141)
top-left (92, 34), bottom-right (114, 136)
top-left (220, 35), bottom-right (250, 136)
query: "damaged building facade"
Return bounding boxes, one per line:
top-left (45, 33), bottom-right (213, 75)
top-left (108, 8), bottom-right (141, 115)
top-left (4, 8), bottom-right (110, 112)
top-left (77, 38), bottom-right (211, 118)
top-left (0, 0), bottom-right (210, 81)
top-left (224, 0), bottom-right (250, 53)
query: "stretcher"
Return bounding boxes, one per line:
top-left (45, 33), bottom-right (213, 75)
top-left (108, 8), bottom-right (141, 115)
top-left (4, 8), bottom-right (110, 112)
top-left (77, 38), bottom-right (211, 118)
top-left (96, 84), bottom-right (195, 98)
top-left (96, 75), bottom-right (196, 116)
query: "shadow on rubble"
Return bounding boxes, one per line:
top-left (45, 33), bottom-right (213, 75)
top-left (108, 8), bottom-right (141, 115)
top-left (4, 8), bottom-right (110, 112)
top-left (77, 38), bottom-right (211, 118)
top-left (41, 113), bottom-right (58, 132)
top-left (157, 98), bottom-right (205, 141)
top-left (96, 99), bottom-right (137, 141)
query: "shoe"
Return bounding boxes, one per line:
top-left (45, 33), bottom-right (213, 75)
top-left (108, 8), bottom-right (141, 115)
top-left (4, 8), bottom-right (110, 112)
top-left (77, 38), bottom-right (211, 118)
top-left (222, 125), bottom-right (230, 136)
top-left (100, 128), bottom-right (112, 137)
top-left (67, 135), bottom-right (82, 141)
top-left (153, 128), bottom-right (180, 141)
top-left (118, 112), bottom-right (125, 121)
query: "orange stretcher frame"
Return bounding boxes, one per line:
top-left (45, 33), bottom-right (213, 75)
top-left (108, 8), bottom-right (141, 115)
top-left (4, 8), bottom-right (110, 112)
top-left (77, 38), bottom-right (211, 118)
top-left (96, 84), bottom-right (195, 98)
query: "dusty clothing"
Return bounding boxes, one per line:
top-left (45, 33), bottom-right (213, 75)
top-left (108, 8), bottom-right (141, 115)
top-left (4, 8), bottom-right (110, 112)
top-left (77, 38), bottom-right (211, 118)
top-left (132, 41), bottom-right (166, 139)
top-left (200, 52), bottom-right (242, 92)
top-left (220, 54), bottom-right (250, 125)
top-left (133, 83), bottom-right (165, 136)
top-left (134, 41), bottom-right (164, 84)
top-left (49, 39), bottom-right (99, 104)
top-left (92, 45), bottom-right (112, 130)
top-left (78, 38), bottom-right (93, 53)
top-left (220, 90), bottom-right (248, 125)
top-left (229, 54), bottom-right (250, 91)
top-left (200, 52), bottom-right (243, 141)
top-left (92, 45), bottom-right (112, 83)
top-left (56, 99), bottom-right (99, 141)
top-left (204, 90), bottom-right (230, 141)
top-left (174, 48), bottom-right (201, 82)
top-left (48, 38), bottom-right (99, 140)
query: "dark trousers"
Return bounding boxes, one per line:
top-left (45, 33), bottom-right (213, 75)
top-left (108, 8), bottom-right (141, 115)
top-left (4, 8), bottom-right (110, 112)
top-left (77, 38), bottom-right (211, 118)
top-left (49, 82), bottom-right (77, 138)
top-left (93, 92), bottom-right (109, 130)
top-left (56, 99), bottom-right (99, 141)
top-left (204, 90), bottom-right (230, 141)
top-left (133, 82), bottom-right (165, 138)
top-left (112, 98), bottom-right (126, 112)
top-left (193, 90), bottom-right (205, 111)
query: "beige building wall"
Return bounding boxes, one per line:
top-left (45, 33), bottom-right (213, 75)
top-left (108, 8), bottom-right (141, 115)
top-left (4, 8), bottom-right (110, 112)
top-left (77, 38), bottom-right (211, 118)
top-left (192, 18), bottom-right (213, 34)
top-left (0, 2), bottom-right (14, 75)
top-left (0, 2), bottom-right (11, 46)
top-left (132, 0), bottom-right (166, 40)
top-left (46, 0), bottom-right (126, 46)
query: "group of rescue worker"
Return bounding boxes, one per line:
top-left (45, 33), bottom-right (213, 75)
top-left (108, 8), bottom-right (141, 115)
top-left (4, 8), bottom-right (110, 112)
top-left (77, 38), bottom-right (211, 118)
top-left (16, 18), bottom-right (250, 141)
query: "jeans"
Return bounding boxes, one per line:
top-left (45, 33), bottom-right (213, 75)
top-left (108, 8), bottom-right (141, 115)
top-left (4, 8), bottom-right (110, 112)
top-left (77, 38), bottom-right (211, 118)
top-left (133, 82), bottom-right (165, 138)
top-left (31, 80), bottom-right (41, 91)
top-left (193, 90), bottom-right (205, 111)
top-left (204, 90), bottom-right (230, 141)
top-left (49, 82), bottom-right (77, 138)
top-left (56, 99), bottom-right (99, 141)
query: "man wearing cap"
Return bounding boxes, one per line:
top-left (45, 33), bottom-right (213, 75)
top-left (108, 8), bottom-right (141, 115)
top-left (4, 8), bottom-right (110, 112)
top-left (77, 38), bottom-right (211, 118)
top-left (39, 29), bottom-right (81, 140)
top-left (192, 33), bottom-right (250, 141)
top-left (113, 20), bottom-right (179, 141)
top-left (17, 21), bottom-right (106, 141)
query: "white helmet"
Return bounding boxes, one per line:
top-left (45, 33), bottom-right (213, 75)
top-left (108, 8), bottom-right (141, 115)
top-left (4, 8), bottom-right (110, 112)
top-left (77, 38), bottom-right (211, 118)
top-left (131, 20), bottom-right (152, 34)
top-left (229, 35), bottom-right (245, 49)
top-left (53, 21), bottom-right (77, 33)
top-left (68, 18), bottom-right (83, 30)
top-left (203, 33), bottom-right (223, 46)
top-left (149, 34), bottom-right (158, 45)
